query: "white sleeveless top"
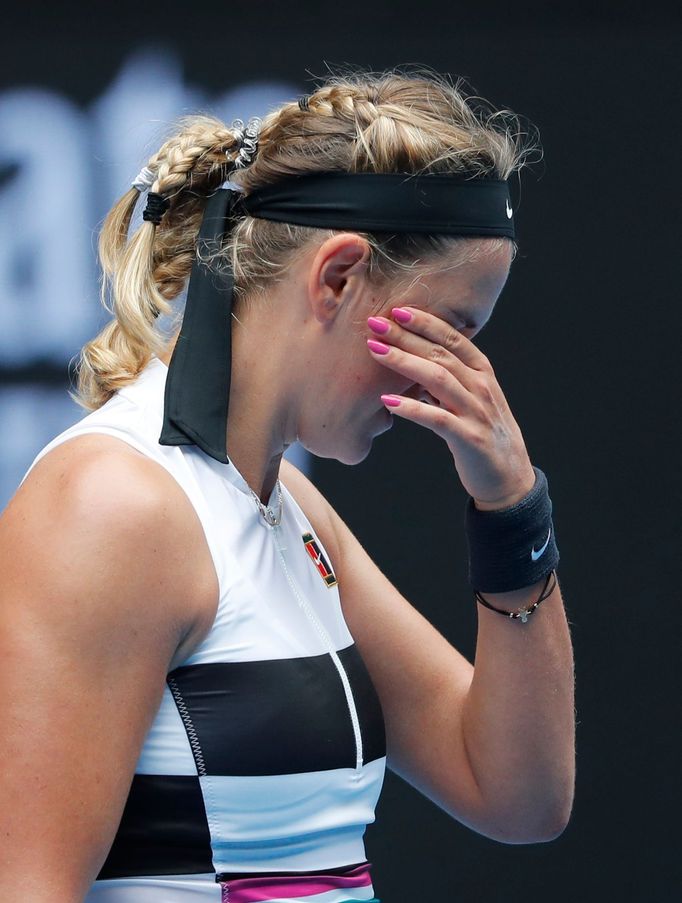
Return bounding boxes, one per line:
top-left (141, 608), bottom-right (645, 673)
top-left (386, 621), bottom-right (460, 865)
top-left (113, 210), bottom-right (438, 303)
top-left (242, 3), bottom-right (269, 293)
top-left (18, 355), bottom-right (386, 903)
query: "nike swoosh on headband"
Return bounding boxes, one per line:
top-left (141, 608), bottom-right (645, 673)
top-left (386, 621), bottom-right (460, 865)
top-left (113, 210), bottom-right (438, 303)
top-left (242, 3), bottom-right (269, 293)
top-left (158, 172), bottom-right (517, 465)
top-left (531, 527), bottom-right (552, 561)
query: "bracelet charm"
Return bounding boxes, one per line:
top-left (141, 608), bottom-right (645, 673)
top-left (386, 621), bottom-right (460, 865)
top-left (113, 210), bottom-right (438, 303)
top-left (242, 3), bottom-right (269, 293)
top-left (474, 570), bottom-right (558, 624)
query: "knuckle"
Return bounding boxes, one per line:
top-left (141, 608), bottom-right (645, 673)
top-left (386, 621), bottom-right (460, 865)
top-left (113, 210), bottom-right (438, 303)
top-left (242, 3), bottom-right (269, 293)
top-left (442, 327), bottom-right (461, 354)
top-left (428, 344), bottom-right (451, 365)
top-left (432, 365), bottom-right (449, 388)
top-left (470, 401), bottom-right (490, 425)
top-left (472, 374), bottom-right (495, 403)
top-left (478, 353), bottom-right (494, 374)
top-left (468, 428), bottom-right (488, 449)
top-left (433, 409), bottom-right (451, 431)
top-left (479, 380), bottom-right (497, 404)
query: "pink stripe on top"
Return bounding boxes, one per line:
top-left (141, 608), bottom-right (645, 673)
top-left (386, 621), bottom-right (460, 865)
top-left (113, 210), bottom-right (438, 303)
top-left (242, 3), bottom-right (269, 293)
top-left (219, 862), bottom-right (373, 902)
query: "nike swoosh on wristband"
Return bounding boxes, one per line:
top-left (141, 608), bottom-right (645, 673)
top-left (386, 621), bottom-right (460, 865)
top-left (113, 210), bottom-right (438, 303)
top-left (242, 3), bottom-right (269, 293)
top-left (531, 527), bottom-right (552, 561)
top-left (506, 199), bottom-right (513, 219)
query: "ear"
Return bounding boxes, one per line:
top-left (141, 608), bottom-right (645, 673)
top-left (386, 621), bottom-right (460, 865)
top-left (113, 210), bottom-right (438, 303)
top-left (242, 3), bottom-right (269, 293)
top-left (307, 233), bottom-right (371, 322)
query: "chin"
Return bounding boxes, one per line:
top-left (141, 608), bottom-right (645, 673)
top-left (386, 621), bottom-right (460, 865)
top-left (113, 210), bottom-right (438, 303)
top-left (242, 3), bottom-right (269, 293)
top-left (338, 442), bottom-right (374, 465)
top-left (303, 439), bottom-right (372, 466)
top-left (302, 425), bottom-right (383, 466)
top-left (300, 407), bottom-right (392, 464)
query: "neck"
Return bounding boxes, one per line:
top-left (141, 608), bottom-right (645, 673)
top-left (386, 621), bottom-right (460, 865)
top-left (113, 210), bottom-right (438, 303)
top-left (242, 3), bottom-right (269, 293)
top-left (226, 308), bottom-right (302, 505)
top-left (158, 313), bottom-right (300, 506)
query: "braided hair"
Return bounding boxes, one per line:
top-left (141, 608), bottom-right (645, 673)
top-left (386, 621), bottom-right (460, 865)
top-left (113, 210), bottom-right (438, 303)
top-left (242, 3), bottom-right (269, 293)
top-left (73, 65), bottom-right (540, 411)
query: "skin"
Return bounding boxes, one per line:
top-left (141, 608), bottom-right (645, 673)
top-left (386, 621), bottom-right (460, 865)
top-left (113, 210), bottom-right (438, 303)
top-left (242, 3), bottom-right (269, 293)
top-left (157, 233), bottom-right (574, 841)
top-left (158, 233), bottom-right (514, 506)
top-left (0, 234), bottom-right (572, 902)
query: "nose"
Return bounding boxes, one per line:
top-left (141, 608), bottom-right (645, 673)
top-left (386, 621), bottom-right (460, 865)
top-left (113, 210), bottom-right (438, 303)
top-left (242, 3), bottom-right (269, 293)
top-left (403, 383), bottom-right (440, 406)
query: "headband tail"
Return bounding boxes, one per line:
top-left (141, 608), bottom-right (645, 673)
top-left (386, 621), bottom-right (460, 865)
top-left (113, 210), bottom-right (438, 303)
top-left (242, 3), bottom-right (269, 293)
top-left (159, 189), bottom-right (242, 464)
top-left (157, 173), bottom-right (514, 466)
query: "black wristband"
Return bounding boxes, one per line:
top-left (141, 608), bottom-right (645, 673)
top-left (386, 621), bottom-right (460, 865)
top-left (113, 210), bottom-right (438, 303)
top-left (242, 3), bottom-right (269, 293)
top-left (464, 465), bottom-right (560, 593)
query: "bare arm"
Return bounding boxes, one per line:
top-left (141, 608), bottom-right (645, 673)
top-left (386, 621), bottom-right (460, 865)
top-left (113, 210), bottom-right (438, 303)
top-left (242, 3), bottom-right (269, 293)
top-left (281, 458), bottom-right (575, 844)
top-left (461, 569), bottom-right (575, 841)
top-left (0, 438), bottom-right (214, 902)
top-left (357, 299), bottom-right (575, 841)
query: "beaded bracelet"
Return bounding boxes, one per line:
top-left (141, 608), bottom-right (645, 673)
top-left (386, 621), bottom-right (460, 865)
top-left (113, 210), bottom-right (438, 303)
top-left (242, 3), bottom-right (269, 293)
top-left (474, 568), bottom-right (558, 624)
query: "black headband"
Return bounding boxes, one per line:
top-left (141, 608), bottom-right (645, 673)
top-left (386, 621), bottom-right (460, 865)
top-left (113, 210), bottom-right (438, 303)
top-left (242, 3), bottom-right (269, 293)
top-left (158, 171), bottom-right (515, 465)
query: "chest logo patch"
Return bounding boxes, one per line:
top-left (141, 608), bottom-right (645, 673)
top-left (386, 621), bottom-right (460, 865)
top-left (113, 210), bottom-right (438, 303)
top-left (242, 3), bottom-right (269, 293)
top-left (302, 531), bottom-right (338, 588)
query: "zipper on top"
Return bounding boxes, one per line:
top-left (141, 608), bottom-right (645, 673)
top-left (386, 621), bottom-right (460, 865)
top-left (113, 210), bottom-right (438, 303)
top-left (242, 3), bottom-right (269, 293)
top-left (269, 521), bottom-right (364, 772)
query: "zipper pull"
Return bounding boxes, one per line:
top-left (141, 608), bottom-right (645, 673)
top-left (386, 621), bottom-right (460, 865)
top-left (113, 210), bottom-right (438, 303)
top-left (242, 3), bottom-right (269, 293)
top-left (271, 522), bottom-right (287, 552)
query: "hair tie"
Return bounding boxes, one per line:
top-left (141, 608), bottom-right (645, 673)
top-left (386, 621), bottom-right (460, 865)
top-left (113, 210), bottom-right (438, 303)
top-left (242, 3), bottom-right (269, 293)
top-left (142, 192), bottom-right (170, 225)
top-left (230, 118), bottom-right (246, 147)
top-left (132, 165), bottom-right (155, 193)
top-left (233, 116), bottom-right (263, 169)
top-left (298, 94), bottom-right (311, 111)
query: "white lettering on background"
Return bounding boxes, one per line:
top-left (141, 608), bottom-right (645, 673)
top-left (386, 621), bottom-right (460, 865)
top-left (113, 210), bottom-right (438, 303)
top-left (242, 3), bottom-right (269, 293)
top-left (0, 49), bottom-right (308, 510)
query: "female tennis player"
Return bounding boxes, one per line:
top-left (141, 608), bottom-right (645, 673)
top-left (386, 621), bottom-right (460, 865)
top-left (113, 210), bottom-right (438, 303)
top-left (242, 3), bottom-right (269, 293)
top-left (0, 67), bottom-right (575, 903)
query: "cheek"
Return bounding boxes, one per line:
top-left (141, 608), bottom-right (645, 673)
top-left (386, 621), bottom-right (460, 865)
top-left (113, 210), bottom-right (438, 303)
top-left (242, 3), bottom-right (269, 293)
top-left (328, 361), bottom-right (373, 407)
top-left (338, 328), bottom-right (412, 400)
top-left (331, 364), bottom-right (382, 413)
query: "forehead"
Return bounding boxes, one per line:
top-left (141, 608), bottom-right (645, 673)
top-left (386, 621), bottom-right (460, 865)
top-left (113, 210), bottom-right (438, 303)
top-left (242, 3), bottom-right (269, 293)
top-left (434, 238), bottom-right (512, 286)
top-left (393, 239), bottom-right (513, 315)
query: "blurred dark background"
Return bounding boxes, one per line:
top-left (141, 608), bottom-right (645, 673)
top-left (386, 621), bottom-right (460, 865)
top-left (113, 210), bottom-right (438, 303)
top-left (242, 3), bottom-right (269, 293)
top-left (2, 2), bottom-right (679, 900)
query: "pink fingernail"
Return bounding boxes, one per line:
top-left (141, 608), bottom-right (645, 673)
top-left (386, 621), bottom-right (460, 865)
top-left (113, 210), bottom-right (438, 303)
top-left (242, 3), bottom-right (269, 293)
top-left (367, 316), bottom-right (390, 334)
top-left (392, 307), bottom-right (412, 323)
top-left (381, 394), bottom-right (402, 407)
top-left (367, 339), bottom-right (390, 354)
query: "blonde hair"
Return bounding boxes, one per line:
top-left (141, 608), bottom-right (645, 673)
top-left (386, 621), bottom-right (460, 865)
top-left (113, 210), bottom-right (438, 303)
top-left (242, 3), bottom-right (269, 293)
top-left (72, 65), bottom-right (541, 411)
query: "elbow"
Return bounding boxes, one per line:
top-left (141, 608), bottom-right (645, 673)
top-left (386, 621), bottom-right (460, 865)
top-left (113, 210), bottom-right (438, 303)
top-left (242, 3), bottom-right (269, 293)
top-left (500, 804), bottom-right (573, 845)
top-left (544, 797), bottom-right (574, 841)
top-left (479, 796), bottom-right (574, 845)
top-left (484, 818), bottom-right (569, 846)
top-left (525, 809), bottom-right (572, 844)
top-left (535, 781), bottom-right (575, 842)
top-left (500, 772), bottom-right (576, 845)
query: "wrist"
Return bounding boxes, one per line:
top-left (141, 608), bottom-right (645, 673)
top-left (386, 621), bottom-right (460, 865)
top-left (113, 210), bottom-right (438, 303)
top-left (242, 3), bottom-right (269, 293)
top-left (473, 468), bottom-right (537, 512)
top-left (476, 575), bottom-right (548, 610)
top-left (475, 570), bottom-right (557, 623)
top-left (464, 465), bottom-right (560, 595)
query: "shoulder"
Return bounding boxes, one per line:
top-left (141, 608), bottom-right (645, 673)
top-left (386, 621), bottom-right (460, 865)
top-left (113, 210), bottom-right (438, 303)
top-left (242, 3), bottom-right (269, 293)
top-left (3, 433), bottom-right (218, 655)
top-left (0, 436), bottom-right (217, 894)
top-left (13, 433), bottom-right (193, 536)
top-left (21, 431), bottom-right (169, 490)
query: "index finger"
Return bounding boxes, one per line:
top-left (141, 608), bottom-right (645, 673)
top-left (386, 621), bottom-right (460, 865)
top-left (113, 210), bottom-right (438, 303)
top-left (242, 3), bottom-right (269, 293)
top-left (390, 306), bottom-right (492, 372)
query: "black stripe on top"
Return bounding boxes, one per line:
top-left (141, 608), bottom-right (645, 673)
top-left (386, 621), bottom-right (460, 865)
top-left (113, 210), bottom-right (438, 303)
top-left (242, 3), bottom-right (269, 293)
top-left (96, 770), bottom-right (371, 880)
top-left (167, 643), bottom-right (386, 776)
top-left (96, 774), bottom-right (213, 879)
